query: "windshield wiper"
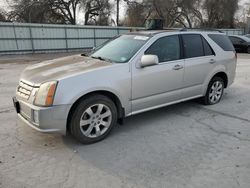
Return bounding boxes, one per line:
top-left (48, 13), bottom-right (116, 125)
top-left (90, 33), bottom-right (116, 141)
top-left (91, 56), bottom-right (113, 63)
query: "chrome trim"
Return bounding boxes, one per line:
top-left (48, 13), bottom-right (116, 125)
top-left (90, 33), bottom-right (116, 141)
top-left (17, 80), bottom-right (34, 99)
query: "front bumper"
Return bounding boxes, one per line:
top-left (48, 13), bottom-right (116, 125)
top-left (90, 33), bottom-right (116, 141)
top-left (13, 97), bottom-right (70, 135)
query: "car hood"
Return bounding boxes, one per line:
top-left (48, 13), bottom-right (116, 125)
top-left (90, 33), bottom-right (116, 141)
top-left (20, 55), bottom-right (112, 85)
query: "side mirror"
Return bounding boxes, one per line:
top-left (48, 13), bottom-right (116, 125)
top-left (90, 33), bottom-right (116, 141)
top-left (140, 55), bottom-right (159, 68)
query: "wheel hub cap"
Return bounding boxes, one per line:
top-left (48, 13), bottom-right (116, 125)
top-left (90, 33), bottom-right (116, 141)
top-left (209, 81), bottom-right (223, 104)
top-left (79, 104), bottom-right (112, 138)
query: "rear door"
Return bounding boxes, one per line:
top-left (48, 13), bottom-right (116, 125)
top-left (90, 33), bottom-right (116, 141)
top-left (181, 34), bottom-right (216, 98)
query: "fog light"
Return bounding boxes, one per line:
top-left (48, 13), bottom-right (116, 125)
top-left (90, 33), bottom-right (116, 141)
top-left (33, 110), bottom-right (39, 124)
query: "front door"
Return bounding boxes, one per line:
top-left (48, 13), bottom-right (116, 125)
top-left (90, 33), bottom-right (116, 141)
top-left (131, 35), bottom-right (184, 114)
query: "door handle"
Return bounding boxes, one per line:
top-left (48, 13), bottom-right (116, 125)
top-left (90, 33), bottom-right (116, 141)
top-left (173, 64), bottom-right (183, 70)
top-left (209, 59), bottom-right (216, 64)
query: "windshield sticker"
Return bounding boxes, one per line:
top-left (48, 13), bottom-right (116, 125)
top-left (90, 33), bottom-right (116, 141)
top-left (134, 36), bottom-right (149, 40)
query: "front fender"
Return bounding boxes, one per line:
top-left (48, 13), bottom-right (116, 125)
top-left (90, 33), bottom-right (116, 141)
top-left (53, 64), bottom-right (131, 116)
top-left (68, 87), bottom-right (126, 108)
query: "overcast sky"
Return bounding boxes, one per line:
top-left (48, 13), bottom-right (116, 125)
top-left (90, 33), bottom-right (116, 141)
top-left (0, 0), bottom-right (9, 10)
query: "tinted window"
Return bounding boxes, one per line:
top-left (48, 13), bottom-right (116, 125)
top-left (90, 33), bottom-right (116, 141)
top-left (182, 34), bottom-right (204, 58)
top-left (208, 34), bottom-right (234, 51)
top-left (145, 35), bottom-right (180, 63)
top-left (202, 37), bottom-right (214, 56)
top-left (229, 36), bottom-right (242, 44)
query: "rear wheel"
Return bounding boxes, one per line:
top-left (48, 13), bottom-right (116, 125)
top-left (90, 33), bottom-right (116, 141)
top-left (70, 95), bottom-right (117, 144)
top-left (202, 77), bottom-right (224, 105)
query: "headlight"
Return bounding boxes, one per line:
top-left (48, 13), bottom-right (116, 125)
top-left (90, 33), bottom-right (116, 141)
top-left (34, 81), bottom-right (58, 106)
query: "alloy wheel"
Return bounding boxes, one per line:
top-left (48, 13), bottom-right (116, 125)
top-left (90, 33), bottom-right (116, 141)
top-left (209, 81), bottom-right (223, 104)
top-left (79, 104), bottom-right (112, 138)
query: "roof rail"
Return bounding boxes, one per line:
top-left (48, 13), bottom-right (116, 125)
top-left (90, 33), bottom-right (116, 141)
top-left (180, 28), bottom-right (224, 33)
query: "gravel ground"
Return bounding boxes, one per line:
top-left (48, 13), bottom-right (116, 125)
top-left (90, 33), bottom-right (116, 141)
top-left (0, 52), bottom-right (250, 188)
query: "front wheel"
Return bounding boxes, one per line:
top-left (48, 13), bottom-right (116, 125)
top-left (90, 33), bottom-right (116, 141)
top-left (70, 95), bottom-right (117, 144)
top-left (202, 77), bottom-right (224, 105)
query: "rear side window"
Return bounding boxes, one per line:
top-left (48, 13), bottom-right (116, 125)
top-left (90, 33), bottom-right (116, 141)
top-left (202, 37), bottom-right (214, 56)
top-left (208, 34), bottom-right (234, 51)
top-left (182, 34), bottom-right (204, 58)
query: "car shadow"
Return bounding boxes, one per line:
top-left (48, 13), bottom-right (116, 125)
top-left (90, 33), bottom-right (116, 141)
top-left (63, 100), bottom-right (197, 147)
top-left (61, 100), bottom-right (209, 186)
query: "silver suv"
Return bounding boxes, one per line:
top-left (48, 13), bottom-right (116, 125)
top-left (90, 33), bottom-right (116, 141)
top-left (13, 30), bottom-right (237, 144)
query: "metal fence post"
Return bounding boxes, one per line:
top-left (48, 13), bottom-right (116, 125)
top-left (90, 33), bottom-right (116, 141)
top-left (93, 28), bottom-right (97, 47)
top-left (12, 23), bottom-right (19, 51)
top-left (93, 28), bottom-right (96, 47)
top-left (28, 24), bottom-right (35, 53)
top-left (64, 27), bottom-right (68, 52)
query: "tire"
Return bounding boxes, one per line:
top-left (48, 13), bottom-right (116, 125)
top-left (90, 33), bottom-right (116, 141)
top-left (201, 77), bottom-right (224, 105)
top-left (70, 95), bottom-right (117, 144)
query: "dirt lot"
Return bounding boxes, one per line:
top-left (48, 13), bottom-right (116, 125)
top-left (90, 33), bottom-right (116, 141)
top-left (0, 53), bottom-right (250, 188)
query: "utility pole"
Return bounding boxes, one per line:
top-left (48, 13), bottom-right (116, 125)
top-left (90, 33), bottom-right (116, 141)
top-left (116, 0), bottom-right (119, 26)
top-left (246, 3), bottom-right (250, 34)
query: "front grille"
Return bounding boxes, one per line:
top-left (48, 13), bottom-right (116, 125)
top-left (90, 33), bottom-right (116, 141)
top-left (17, 81), bottom-right (33, 99)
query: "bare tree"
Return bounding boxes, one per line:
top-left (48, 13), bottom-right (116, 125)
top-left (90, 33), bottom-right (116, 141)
top-left (150, 0), bottom-right (203, 28)
top-left (49, 0), bottom-right (81, 25)
top-left (0, 8), bottom-right (7, 22)
top-left (124, 0), bottom-right (146, 26)
top-left (82, 0), bottom-right (111, 25)
top-left (203, 0), bottom-right (239, 28)
top-left (97, 1), bottom-right (112, 25)
top-left (124, 0), bottom-right (238, 28)
top-left (4, 0), bottom-right (241, 28)
top-left (174, 0), bottom-right (203, 28)
top-left (8, 0), bottom-right (66, 24)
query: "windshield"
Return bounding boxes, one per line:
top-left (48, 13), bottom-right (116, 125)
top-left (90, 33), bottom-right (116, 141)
top-left (91, 35), bottom-right (149, 63)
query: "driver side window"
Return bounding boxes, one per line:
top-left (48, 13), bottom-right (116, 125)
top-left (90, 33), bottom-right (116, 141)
top-left (145, 35), bottom-right (180, 63)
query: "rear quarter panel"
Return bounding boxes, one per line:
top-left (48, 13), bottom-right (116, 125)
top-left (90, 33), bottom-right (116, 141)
top-left (202, 33), bottom-right (236, 94)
